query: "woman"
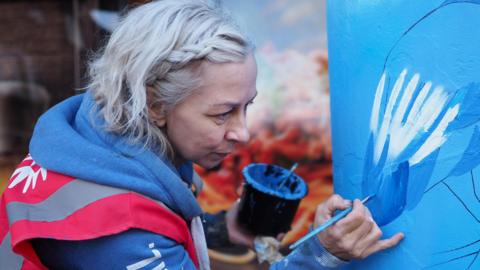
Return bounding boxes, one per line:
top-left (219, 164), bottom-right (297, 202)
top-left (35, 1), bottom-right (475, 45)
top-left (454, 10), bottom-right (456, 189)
top-left (0, 1), bottom-right (403, 269)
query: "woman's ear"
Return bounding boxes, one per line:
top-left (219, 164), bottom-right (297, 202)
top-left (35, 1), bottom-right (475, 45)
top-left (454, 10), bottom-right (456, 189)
top-left (146, 86), bottom-right (167, 127)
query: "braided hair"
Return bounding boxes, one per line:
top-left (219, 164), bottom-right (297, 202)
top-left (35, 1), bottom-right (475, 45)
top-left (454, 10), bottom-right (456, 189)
top-left (88, 0), bottom-right (252, 156)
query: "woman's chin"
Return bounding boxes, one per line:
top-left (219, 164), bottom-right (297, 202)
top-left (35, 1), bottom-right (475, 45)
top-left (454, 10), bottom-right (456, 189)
top-left (196, 155), bottom-right (226, 170)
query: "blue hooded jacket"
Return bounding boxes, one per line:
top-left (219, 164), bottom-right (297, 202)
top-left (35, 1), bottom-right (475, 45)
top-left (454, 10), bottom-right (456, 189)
top-left (28, 92), bottom-right (346, 269)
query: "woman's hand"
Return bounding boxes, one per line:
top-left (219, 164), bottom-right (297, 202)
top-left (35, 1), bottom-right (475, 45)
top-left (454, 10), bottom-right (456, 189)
top-left (225, 201), bottom-right (256, 248)
top-left (225, 201), bottom-right (285, 249)
top-left (315, 194), bottom-right (404, 260)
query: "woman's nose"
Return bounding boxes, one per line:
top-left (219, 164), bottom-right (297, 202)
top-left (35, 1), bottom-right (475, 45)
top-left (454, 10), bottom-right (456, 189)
top-left (226, 115), bottom-right (250, 143)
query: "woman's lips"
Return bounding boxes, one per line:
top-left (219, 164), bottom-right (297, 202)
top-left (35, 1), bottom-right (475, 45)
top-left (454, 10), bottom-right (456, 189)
top-left (213, 152), bottom-right (231, 159)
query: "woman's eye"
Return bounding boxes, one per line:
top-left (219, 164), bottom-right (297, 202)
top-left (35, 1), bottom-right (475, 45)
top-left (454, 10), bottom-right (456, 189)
top-left (214, 110), bottom-right (232, 123)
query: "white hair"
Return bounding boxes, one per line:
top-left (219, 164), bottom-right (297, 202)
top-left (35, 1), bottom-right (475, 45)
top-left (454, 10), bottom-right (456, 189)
top-left (88, 0), bottom-right (252, 156)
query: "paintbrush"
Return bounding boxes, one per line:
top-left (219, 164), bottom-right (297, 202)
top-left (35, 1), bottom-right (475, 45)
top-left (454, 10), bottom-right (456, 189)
top-left (289, 194), bottom-right (375, 250)
top-left (276, 163), bottom-right (298, 191)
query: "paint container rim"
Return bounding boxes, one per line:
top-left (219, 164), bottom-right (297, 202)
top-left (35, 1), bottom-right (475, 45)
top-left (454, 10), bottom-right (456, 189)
top-left (242, 163), bottom-right (308, 200)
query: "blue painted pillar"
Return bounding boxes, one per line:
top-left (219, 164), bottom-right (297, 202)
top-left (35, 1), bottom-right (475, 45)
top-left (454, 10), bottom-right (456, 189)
top-left (327, 1), bottom-right (480, 269)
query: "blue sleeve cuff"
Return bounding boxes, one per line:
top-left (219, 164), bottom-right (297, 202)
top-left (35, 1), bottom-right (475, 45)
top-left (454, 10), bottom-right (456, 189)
top-left (303, 230), bottom-right (349, 268)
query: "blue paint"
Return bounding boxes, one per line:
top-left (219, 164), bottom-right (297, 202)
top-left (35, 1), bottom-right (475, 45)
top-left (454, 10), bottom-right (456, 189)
top-left (242, 163), bottom-right (308, 200)
top-left (362, 70), bottom-right (463, 222)
top-left (400, 81), bottom-right (426, 125)
top-left (238, 163), bottom-right (308, 236)
top-left (328, 1), bottom-right (480, 268)
top-left (366, 80), bottom-right (480, 215)
top-left (363, 80), bottom-right (480, 226)
top-left (395, 130), bottom-right (428, 162)
top-left (366, 161), bottom-right (409, 226)
top-left (359, 0), bottom-right (480, 228)
top-left (447, 83), bottom-right (480, 132)
top-left (406, 149), bottom-right (440, 210)
top-left (362, 134), bottom-right (410, 226)
top-left (362, 134), bottom-right (375, 189)
top-left (362, 135), bottom-right (390, 200)
top-left (447, 126), bottom-right (480, 177)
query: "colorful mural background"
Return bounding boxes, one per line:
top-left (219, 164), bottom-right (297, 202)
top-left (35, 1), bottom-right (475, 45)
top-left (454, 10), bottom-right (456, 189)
top-left (328, 0), bottom-right (480, 269)
top-left (195, 0), bottom-right (333, 265)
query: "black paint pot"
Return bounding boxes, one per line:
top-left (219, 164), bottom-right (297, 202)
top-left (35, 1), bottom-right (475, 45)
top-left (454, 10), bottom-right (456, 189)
top-left (237, 163), bottom-right (308, 236)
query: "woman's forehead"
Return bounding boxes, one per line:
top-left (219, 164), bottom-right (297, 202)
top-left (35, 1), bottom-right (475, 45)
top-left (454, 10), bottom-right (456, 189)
top-left (200, 54), bottom-right (256, 81)
top-left (191, 56), bottom-right (257, 104)
top-left (208, 90), bottom-right (258, 107)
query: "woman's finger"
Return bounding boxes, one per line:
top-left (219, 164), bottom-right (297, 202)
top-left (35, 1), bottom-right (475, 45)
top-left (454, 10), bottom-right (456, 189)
top-left (334, 199), bottom-right (367, 234)
top-left (352, 225), bottom-right (382, 259)
top-left (328, 209), bottom-right (374, 259)
top-left (360, 232), bottom-right (405, 258)
top-left (276, 233), bottom-right (286, 242)
top-left (314, 194), bottom-right (351, 226)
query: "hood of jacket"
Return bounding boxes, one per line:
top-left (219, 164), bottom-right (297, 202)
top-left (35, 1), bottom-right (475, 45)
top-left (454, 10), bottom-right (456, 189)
top-left (29, 91), bottom-right (203, 220)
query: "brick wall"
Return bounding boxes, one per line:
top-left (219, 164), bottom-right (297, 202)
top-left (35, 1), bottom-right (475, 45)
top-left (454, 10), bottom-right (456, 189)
top-left (0, 0), bottom-right (103, 176)
top-left (0, 0), bottom-right (101, 105)
top-left (0, 0), bottom-right (144, 187)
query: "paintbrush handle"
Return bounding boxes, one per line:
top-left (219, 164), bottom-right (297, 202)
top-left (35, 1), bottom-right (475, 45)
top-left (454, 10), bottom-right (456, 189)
top-left (276, 163), bottom-right (298, 191)
top-left (289, 207), bottom-right (352, 250)
top-left (289, 195), bottom-right (373, 250)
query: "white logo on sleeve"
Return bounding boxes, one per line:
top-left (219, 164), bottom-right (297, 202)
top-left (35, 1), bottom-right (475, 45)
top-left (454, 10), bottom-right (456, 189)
top-left (126, 243), bottom-right (168, 270)
top-left (8, 155), bottom-right (47, 194)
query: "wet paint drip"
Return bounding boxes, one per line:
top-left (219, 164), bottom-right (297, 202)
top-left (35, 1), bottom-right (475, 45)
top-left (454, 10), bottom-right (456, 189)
top-left (363, 69), bottom-right (480, 226)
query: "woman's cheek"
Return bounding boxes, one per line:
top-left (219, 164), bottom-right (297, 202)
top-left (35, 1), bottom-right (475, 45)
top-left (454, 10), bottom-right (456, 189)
top-left (203, 129), bottom-right (225, 148)
top-left (206, 135), bottom-right (223, 148)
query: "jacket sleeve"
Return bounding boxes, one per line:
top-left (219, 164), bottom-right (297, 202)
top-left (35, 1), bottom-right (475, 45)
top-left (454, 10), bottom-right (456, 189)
top-left (202, 212), bottom-right (348, 270)
top-left (31, 229), bottom-right (198, 270)
top-left (269, 234), bottom-right (348, 270)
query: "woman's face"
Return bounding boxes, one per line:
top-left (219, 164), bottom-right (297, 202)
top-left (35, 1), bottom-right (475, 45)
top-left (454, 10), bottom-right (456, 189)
top-left (165, 54), bottom-right (257, 169)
